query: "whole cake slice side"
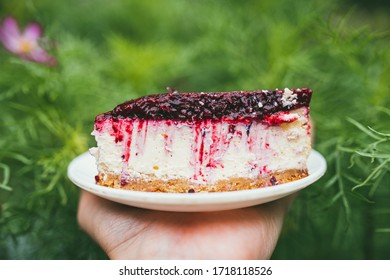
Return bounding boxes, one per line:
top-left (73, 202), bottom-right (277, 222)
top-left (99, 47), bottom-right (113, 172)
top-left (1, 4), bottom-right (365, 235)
top-left (90, 88), bottom-right (313, 193)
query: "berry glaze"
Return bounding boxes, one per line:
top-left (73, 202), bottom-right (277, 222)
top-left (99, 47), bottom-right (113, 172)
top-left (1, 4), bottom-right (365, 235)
top-left (96, 88), bottom-right (312, 122)
top-left (93, 88), bottom-right (312, 185)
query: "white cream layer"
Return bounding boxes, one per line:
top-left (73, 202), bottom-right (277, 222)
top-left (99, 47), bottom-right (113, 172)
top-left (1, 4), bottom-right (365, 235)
top-left (90, 107), bottom-right (311, 184)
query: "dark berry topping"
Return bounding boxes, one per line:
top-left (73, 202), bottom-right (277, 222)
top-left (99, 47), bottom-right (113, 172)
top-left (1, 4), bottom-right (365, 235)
top-left (228, 124), bottom-right (236, 134)
top-left (246, 123), bottom-right (253, 136)
top-left (96, 88), bottom-right (312, 122)
top-left (270, 176), bottom-right (278, 186)
top-left (120, 178), bottom-right (128, 187)
top-left (188, 188), bottom-right (195, 193)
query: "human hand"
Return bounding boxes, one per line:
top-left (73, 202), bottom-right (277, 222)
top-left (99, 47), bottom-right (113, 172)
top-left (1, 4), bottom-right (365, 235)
top-left (77, 190), bottom-right (294, 259)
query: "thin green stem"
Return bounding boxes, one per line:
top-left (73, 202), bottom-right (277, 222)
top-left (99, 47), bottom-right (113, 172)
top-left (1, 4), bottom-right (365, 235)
top-left (352, 159), bottom-right (390, 191)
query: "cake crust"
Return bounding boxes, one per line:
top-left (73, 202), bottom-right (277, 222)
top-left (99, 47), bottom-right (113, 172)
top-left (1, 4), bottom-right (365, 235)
top-left (95, 169), bottom-right (309, 193)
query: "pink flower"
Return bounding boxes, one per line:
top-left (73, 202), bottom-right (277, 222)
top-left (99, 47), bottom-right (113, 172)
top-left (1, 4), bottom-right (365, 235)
top-left (0, 17), bottom-right (56, 66)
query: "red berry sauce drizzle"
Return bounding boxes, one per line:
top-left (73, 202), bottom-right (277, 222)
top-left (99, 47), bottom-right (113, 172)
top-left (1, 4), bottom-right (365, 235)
top-left (94, 88), bottom-right (312, 185)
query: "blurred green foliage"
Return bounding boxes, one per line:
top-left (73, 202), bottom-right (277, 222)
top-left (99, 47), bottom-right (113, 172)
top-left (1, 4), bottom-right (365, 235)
top-left (0, 0), bottom-right (389, 259)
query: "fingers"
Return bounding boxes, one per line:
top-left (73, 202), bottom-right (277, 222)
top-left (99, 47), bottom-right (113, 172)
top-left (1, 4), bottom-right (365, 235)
top-left (77, 191), bottom-right (133, 255)
top-left (249, 195), bottom-right (296, 259)
top-left (77, 191), bottom-right (106, 247)
top-left (78, 191), bottom-right (154, 258)
top-left (77, 190), bottom-right (295, 260)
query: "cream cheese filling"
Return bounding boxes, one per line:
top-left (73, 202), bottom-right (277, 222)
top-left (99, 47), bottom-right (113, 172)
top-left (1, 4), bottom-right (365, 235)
top-left (91, 107), bottom-right (311, 184)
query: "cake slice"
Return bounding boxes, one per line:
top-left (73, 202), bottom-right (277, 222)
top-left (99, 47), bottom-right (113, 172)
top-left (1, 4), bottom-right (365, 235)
top-left (90, 88), bottom-right (313, 192)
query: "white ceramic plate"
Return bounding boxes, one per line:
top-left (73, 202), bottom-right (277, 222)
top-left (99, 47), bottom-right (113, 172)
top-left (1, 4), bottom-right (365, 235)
top-left (67, 150), bottom-right (326, 212)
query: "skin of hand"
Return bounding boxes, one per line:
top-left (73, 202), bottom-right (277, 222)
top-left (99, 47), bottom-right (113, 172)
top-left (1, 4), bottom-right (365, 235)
top-left (77, 190), bottom-right (294, 260)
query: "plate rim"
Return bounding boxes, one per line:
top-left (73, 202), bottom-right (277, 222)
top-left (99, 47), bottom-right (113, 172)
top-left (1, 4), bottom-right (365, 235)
top-left (67, 149), bottom-right (327, 210)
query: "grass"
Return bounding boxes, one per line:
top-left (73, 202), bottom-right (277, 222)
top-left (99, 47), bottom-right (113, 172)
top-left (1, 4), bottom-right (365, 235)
top-left (0, 0), bottom-right (389, 259)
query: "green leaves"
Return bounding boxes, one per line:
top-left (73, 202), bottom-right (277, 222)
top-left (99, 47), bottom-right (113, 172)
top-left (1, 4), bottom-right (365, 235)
top-left (107, 35), bottom-right (183, 93)
top-left (345, 118), bottom-right (390, 195)
top-left (1, 0), bottom-right (390, 259)
top-left (0, 163), bottom-right (12, 191)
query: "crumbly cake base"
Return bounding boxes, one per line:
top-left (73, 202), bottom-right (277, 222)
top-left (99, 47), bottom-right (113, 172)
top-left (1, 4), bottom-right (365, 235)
top-left (95, 169), bottom-right (308, 193)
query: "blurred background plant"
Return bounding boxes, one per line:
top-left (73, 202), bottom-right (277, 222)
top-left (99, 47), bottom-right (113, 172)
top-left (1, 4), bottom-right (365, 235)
top-left (0, 0), bottom-right (389, 259)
